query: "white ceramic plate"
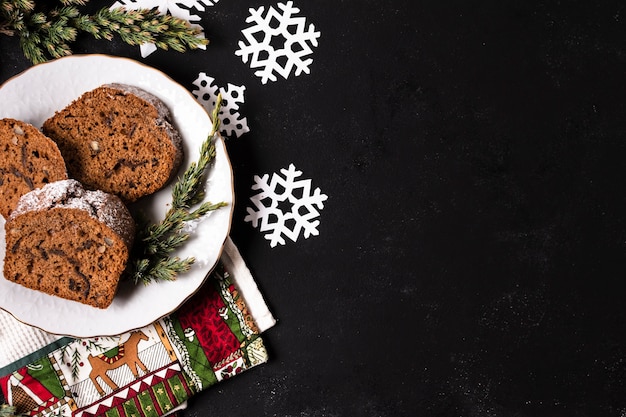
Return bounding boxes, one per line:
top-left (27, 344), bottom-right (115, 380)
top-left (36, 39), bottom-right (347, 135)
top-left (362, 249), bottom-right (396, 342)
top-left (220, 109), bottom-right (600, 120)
top-left (0, 55), bottom-right (234, 337)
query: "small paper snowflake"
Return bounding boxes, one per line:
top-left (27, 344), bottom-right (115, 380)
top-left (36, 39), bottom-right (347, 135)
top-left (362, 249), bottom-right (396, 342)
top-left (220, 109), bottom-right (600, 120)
top-left (245, 164), bottom-right (328, 247)
top-left (235, 1), bottom-right (321, 84)
top-left (191, 73), bottom-right (250, 138)
top-left (111, 0), bottom-right (217, 57)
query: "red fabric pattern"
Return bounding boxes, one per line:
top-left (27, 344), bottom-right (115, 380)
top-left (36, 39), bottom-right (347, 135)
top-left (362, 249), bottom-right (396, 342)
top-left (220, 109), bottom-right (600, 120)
top-left (0, 374), bottom-right (10, 399)
top-left (176, 282), bottom-right (241, 367)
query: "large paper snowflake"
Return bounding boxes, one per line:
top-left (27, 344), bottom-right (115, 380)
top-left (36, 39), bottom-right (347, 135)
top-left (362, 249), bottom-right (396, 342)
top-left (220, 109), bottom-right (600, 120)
top-left (191, 73), bottom-right (250, 138)
top-left (245, 164), bottom-right (328, 247)
top-left (111, 0), bottom-right (218, 57)
top-left (235, 1), bottom-right (321, 84)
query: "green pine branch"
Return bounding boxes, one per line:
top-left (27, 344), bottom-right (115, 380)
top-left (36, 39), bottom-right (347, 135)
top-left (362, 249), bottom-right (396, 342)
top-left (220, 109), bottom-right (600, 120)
top-left (0, 404), bottom-right (24, 417)
top-left (131, 94), bottom-right (227, 285)
top-left (0, 0), bottom-right (208, 64)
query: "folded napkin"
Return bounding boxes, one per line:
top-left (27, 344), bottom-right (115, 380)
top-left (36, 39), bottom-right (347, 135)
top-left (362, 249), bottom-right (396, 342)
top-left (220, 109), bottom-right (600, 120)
top-left (0, 237), bottom-right (275, 417)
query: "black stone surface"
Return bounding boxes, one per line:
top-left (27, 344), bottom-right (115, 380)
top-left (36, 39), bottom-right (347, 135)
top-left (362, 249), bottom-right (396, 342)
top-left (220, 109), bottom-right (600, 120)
top-left (2, 1), bottom-right (626, 416)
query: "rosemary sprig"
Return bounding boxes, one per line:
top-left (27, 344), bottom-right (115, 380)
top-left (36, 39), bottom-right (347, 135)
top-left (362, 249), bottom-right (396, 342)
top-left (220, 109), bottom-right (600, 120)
top-left (131, 94), bottom-right (227, 285)
top-left (0, 1), bottom-right (208, 64)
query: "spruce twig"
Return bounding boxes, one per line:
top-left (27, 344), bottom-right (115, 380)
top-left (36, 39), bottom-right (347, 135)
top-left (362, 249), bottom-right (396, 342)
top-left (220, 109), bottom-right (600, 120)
top-left (0, 403), bottom-right (36, 417)
top-left (0, 1), bottom-right (208, 64)
top-left (0, 404), bottom-right (23, 417)
top-left (131, 94), bottom-right (226, 285)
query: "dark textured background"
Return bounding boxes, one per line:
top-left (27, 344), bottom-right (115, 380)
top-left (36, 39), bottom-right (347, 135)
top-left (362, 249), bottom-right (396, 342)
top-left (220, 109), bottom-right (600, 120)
top-left (3, 1), bottom-right (626, 416)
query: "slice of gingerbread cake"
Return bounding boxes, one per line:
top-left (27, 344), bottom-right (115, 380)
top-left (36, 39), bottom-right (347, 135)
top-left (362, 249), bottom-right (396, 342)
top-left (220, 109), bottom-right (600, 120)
top-left (3, 179), bottom-right (135, 309)
top-left (42, 84), bottom-right (183, 203)
top-left (0, 118), bottom-right (68, 218)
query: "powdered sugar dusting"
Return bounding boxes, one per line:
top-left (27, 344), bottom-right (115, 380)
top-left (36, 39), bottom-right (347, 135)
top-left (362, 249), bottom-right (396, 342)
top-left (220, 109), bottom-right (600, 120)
top-left (11, 179), bottom-right (135, 247)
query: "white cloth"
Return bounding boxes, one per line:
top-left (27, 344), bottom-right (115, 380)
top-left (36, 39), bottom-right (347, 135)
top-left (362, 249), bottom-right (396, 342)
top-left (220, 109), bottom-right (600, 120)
top-left (0, 237), bottom-right (275, 368)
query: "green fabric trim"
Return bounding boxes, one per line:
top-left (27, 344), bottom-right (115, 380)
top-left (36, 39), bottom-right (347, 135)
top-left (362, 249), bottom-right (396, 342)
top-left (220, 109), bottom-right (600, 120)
top-left (102, 346), bottom-right (120, 358)
top-left (122, 398), bottom-right (140, 417)
top-left (153, 381), bottom-right (173, 414)
top-left (105, 406), bottom-right (121, 417)
top-left (171, 316), bottom-right (217, 388)
top-left (169, 374), bottom-right (189, 404)
top-left (27, 356), bottom-right (65, 399)
top-left (0, 337), bottom-right (74, 376)
top-left (138, 390), bottom-right (159, 417)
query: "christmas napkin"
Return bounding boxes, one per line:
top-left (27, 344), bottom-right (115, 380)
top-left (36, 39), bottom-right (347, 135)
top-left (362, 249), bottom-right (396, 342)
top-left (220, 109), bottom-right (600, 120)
top-left (0, 237), bottom-right (275, 417)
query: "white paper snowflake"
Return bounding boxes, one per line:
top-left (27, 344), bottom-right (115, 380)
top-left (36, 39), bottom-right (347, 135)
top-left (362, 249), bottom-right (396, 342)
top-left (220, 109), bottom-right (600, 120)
top-left (235, 1), bottom-right (321, 84)
top-left (191, 73), bottom-right (250, 138)
top-left (245, 164), bottom-right (328, 247)
top-left (110, 0), bottom-right (218, 57)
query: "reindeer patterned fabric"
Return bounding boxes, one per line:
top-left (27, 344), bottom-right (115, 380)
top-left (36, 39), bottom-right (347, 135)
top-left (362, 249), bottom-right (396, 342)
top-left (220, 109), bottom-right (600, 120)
top-left (0, 258), bottom-right (272, 417)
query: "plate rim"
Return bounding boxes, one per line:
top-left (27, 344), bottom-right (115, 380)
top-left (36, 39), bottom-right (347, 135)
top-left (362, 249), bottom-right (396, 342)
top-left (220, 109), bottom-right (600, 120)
top-left (0, 54), bottom-right (235, 337)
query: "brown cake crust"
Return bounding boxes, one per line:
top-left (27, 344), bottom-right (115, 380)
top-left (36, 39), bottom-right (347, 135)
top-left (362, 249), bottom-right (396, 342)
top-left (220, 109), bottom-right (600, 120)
top-left (4, 179), bottom-right (135, 309)
top-left (0, 118), bottom-right (68, 218)
top-left (42, 84), bottom-right (183, 203)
